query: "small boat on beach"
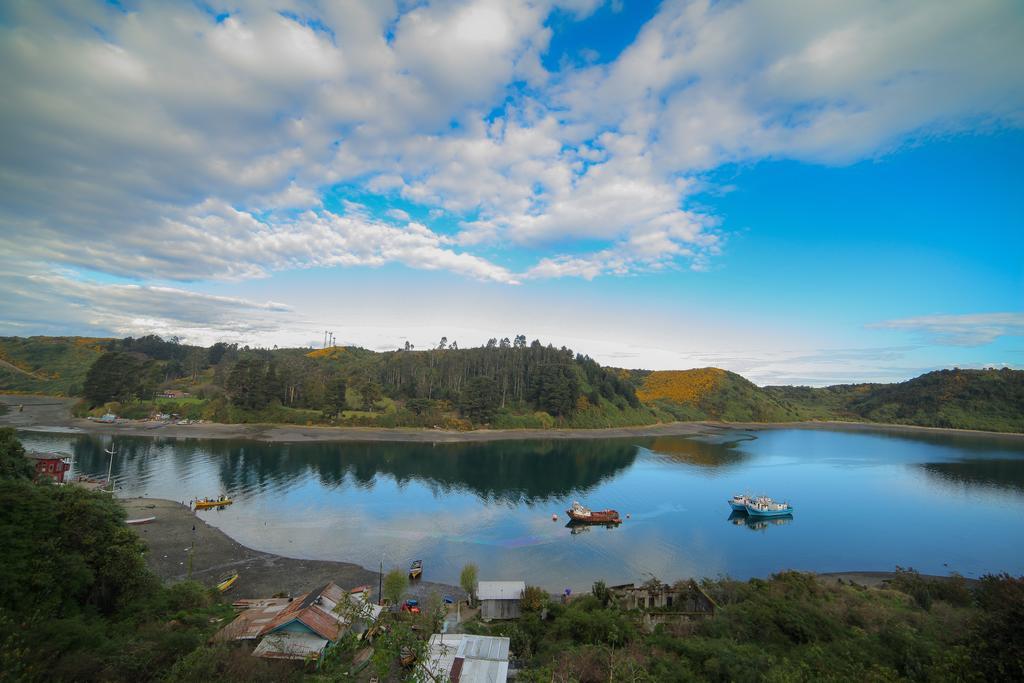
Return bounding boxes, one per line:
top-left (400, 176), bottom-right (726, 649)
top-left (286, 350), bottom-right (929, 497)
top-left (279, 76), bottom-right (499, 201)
top-left (566, 501), bottom-right (621, 525)
top-left (409, 559), bottom-right (423, 580)
top-left (194, 496), bottom-right (233, 509)
top-left (216, 572), bottom-right (239, 593)
top-left (125, 516), bottom-right (156, 525)
top-left (745, 498), bottom-right (794, 517)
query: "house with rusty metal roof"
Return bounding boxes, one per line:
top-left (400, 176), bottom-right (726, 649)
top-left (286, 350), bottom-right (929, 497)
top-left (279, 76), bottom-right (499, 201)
top-left (216, 582), bottom-right (382, 667)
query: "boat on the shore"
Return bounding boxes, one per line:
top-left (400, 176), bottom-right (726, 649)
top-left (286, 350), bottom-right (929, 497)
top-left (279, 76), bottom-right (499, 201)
top-left (745, 498), bottom-right (793, 517)
top-left (409, 559), bottom-right (422, 580)
top-left (216, 572), bottom-right (239, 593)
top-left (195, 496), bottom-right (232, 509)
top-left (125, 516), bottom-right (156, 525)
top-left (566, 500), bottom-right (622, 525)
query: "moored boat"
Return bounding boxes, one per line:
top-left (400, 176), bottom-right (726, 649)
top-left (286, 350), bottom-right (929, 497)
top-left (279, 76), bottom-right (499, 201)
top-left (566, 500), bottom-right (621, 525)
top-left (409, 559), bottom-right (423, 580)
top-left (125, 516), bottom-right (156, 525)
top-left (216, 572), bottom-right (239, 593)
top-left (728, 494), bottom-right (751, 511)
top-left (744, 498), bottom-right (793, 517)
top-left (194, 496), bottom-right (232, 509)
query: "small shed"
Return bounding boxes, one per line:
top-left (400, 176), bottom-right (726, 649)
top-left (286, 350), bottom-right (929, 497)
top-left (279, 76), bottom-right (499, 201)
top-left (477, 581), bottom-right (525, 621)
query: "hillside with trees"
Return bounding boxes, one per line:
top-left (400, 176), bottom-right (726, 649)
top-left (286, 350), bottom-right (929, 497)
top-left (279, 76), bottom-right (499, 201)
top-left (765, 368), bottom-right (1024, 433)
top-left (1, 336), bottom-right (1021, 433)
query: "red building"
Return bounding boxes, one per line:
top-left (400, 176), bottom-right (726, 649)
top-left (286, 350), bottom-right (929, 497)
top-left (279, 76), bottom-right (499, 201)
top-left (27, 452), bottom-right (71, 483)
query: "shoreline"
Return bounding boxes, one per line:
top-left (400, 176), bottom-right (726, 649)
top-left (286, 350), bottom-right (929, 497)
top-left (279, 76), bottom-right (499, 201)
top-left (3, 394), bottom-right (1021, 443)
top-left (121, 498), bottom-right (464, 601)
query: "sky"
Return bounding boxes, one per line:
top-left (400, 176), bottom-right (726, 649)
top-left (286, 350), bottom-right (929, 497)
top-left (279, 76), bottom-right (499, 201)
top-left (0, 0), bottom-right (1021, 385)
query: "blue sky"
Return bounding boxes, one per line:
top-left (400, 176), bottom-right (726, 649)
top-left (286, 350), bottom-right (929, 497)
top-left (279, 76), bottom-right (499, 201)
top-left (0, 0), bottom-right (1021, 384)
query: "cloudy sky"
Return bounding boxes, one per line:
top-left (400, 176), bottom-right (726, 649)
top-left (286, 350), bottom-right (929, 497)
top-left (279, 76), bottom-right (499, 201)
top-left (1, 0), bottom-right (1021, 384)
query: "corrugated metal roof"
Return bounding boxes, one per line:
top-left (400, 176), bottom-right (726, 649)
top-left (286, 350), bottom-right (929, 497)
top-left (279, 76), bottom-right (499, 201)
top-left (215, 598), bottom-right (293, 641)
top-left (423, 634), bottom-right (510, 683)
top-left (458, 635), bottom-right (509, 661)
top-left (253, 632), bottom-right (328, 661)
top-left (476, 581), bottom-right (525, 601)
top-left (459, 659), bottom-right (509, 683)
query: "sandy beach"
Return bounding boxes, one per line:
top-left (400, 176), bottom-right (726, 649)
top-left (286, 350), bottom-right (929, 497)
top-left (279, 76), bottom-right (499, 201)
top-left (3, 393), bottom-right (1020, 443)
top-left (121, 498), bottom-right (463, 602)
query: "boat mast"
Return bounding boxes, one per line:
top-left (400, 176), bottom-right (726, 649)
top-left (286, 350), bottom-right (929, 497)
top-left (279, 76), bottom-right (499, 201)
top-left (104, 443), bottom-right (116, 493)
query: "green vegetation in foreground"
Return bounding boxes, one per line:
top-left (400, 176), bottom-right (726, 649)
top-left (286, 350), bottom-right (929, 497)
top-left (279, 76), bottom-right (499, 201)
top-left (2, 335), bottom-right (1022, 433)
top-left (0, 428), bottom-right (292, 682)
top-left (2, 429), bottom-right (1023, 681)
top-left (466, 572), bottom-right (1024, 683)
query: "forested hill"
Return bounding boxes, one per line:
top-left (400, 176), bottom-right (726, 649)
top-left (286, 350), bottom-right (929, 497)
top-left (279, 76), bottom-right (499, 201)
top-left (764, 368), bottom-right (1024, 433)
top-left (1, 334), bottom-right (655, 430)
top-left (2, 335), bottom-right (1022, 433)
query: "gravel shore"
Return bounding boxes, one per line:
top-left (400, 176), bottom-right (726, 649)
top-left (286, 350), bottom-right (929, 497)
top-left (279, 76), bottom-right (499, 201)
top-left (3, 394), bottom-right (1019, 444)
top-left (120, 498), bottom-right (463, 602)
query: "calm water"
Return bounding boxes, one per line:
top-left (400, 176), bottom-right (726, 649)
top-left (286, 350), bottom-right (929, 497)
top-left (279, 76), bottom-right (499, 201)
top-left (19, 427), bottom-right (1024, 591)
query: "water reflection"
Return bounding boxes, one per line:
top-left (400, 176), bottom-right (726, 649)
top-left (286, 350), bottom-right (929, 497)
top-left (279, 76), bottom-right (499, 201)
top-left (16, 427), bottom-right (1024, 588)
top-left (60, 435), bottom-right (640, 504)
top-left (919, 459), bottom-right (1024, 495)
top-left (727, 510), bottom-right (794, 531)
top-left (566, 520), bottom-right (621, 535)
top-left (645, 435), bottom-right (753, 469)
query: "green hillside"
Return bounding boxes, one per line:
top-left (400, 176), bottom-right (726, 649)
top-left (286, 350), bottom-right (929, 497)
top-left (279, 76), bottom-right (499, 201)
top-left (0, 336), bottom-right (110, 395)
top-left (636, 368), bottom-right (802, 422)
top-left (765, 368), bottom-right (1024, 433)
top-left (3, 335), bottom-right (1021, 433)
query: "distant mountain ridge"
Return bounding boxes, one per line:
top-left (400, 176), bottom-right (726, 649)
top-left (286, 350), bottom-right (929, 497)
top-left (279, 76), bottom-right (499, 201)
top-left (1, 335), bottom-right (1021, 433)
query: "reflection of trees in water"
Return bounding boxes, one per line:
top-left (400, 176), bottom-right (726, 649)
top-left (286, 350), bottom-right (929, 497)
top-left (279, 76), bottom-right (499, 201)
top-left (644, 436), bottom-right (750, 469)
top-left (919, 459), bottom-right (1024, 495)
top-left (66, 436), bottom-right (639, 504)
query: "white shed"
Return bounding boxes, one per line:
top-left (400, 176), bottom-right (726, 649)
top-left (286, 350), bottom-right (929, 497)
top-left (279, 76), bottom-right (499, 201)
top-left (477, 581), bottom-right (525, 621)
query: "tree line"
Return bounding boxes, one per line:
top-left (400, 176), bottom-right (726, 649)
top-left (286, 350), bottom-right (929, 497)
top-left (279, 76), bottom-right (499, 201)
top-left (79, 334), bottom-right (641, 426)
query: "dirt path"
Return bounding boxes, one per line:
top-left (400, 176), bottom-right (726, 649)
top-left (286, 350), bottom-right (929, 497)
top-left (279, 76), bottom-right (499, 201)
top-left (121, 498), bottom-right (463, 602)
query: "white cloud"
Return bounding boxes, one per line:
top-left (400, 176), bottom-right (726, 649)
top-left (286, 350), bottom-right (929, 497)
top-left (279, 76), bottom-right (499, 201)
top-left (868, 313), bottom-right (1024, 346)
top-left (0, 0), bottom-right (1020, 290)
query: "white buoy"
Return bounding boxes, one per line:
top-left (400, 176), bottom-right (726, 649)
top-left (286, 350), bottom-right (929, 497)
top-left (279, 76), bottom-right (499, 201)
top-left (551, 513), bottom-right (558, 521)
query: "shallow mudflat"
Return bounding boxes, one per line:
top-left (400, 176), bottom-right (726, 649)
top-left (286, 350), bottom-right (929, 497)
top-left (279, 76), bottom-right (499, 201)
top-left (121, 498), bottom-right (461, 602)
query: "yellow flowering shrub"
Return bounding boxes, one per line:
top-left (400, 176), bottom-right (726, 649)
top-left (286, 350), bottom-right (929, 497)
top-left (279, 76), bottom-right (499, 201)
top-left (637, 368), bottom-right (726, 405)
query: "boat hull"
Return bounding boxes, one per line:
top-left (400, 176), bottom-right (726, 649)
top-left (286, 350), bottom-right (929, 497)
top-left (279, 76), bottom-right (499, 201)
top-left (217, 573), bottom-right (239, 592)
top-left (728, 501), bottom-right (748, 511)
top-left (744, 504), bottom-right (793, 518)
top-left (126, 516), bottom-right (156, 525)
top-left (195, 499), bottom-right (233, 509)
top-left (566, 509), bottom-right (621, 524)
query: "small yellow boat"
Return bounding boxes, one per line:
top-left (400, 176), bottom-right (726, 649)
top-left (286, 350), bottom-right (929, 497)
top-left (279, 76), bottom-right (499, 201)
top-left (409, 559), bottom-right (423, 580)
top-left (194, 496), bottom-right (233, 509)
top-left (217, 572), bottom-right (239, 593)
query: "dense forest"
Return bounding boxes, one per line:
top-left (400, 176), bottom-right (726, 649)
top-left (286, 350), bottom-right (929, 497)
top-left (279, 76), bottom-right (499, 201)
top-left (65, 334), bottom-right (651, 429)
top-left (2, 335), bottom-right (1022, 432)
